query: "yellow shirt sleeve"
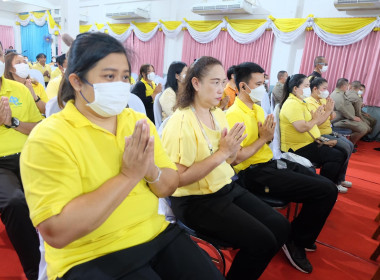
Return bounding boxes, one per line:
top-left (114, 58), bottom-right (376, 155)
top-left (162, 110), bottom-right (197, 167)
top-left (33, 82), bottom-right (49, 103)
top-left (50, 68), bottom-right (62, 80)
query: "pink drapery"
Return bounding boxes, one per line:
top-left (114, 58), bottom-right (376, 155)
top-left (299, 31), bottom-right (380, 106)
top-left (123, 31), bottom-right (165, 77)
top-left (182, 30), bottom-right (274, 74)
top-left (0, 25), bottom-right (15, 51)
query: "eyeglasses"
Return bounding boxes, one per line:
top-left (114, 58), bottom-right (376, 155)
top-left (318, 63), bottom-right (328, 66)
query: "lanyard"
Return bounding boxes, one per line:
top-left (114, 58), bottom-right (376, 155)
top-left (191, 106), bottom-right (220, 155)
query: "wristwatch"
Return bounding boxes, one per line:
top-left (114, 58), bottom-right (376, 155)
top-left (4, 117), bottom-right (20, 128)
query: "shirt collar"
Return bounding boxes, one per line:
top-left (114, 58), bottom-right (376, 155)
top-left (61, 100), bottom-right (117, 134)
top-left (235, 97), bottom-right (257, 116)
top-left (288, 93), bottom-right (306, 104)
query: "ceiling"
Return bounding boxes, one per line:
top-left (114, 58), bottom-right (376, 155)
top-left (0, 0), bottom-right (58, 13)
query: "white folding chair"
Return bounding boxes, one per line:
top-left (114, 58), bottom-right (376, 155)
top-left (270, 104), bottom-right (282, 160)
top-left (261, 92), bottom-right (272, 117)
top-left (45, 97), bottom-right (62, 117)
top-left (29, 69), bottom-right (45, 88)
top-left (128, 94), bottom-right (146, 115)
top-left (153, 92), bottom-right (163, 127)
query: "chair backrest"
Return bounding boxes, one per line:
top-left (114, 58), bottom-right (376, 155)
top-left (157, 115), bottom-right (171, 138)
top-left (270, 104), bottom-right (282, 160)
top-left (131, 72), bottom-right (138, 82)
top-left (154, 75), bottom-right (164, 87)
top-left (29, 69), bottom-right (45, 88)
top-left (45, 96), bottom-right (62, 117)
top-left (128, 94), bottom-right (146, 115)
top-left (260, 92), bottom-right (272, 116)
top-left (153, 92), bottom-right (163, 127)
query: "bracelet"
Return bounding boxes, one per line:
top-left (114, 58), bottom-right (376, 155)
top-left (34, 96), bottom-right (41, 103)
top-left (144, 166), bottom-right (162, 184)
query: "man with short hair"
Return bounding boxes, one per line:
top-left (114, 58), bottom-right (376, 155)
top-left (331, 78), bottom-right (371, 144)
top-left (32, 53), bottom-right (51, 86)
top-left (308, 56), bottom-right (328, 80)
top-left (272, 70), bottom-right (288, 106)
top-left (0, 41), bottom-right (42, 280)
top-left (226, 62), bottom-right (338, 275)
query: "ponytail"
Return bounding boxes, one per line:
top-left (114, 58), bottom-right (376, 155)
top-left (280, 74), bottom-right (307, 108)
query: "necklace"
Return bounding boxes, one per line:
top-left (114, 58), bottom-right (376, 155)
top-left (191, 106), bottom-right (219, 155)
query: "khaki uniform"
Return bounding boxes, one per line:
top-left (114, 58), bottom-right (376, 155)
top-left (271, 81), bottom-right (284, 106)
top-left (330, 88), bottom-right (370, 144)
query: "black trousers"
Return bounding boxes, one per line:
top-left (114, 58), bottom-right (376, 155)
top-left (238, 159), bottom-right (338, 247)
top-left (0, 154), bottom-right (40, 280)
top-left (170, 182), bottom-right (290, 280)
top-left (58, 224), bottom-right (224, 280)
top-left (292, 142), bottom-right (345, 184)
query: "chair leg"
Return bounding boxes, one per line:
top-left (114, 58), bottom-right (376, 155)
top-left (286, 203), bottom-right (291, 220)
top-left (293, 203), bottom-right (299, 220)
top-left (375, 212), bottom-right (380, 223)
top-left (372, 225), bottom-right (380, 240)
top-left (370, 243), bottom-right (380, 261)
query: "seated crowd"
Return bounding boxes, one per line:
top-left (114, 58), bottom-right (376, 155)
top-left (0, 33), bottom-right (377, 280)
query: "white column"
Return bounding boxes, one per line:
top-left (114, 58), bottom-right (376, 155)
top-left (60, 0), bottom-right (80, 53)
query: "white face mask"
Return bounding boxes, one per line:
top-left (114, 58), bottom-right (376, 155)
top-left (0, 61), bottom-right (4, 77)
top-left (80, 81), bottom-right (131, 117)
top-left (265, 79), bottom-right (269, 84)
top-left (14, 63), bottom-right (30, 79)
top-left (358, 90), bottom-right (363, 96)
top-left (301, 87), bottom-right (312, 99)
top-left (318, 90), bottom-right (329, 99)
top-left (246, 84), bottom-right (266, 103)
top-left (147, 72), bottom-right (155, 81)
top-left (25, 58), bottom-right (28, 63)
top-left (321, 65), bottom-right (328, 73)
top-left (182, 73), bottom-right (186, 80)
top-left (52, 58), bottom-right (56, 63)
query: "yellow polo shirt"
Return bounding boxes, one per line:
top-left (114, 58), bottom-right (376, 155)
top-left (20, 101), bottom-right (176, 280)
top-left (162, 107), bottom-right (234, 196)
top-left (46, 75), bottom-right (62, 100)
top-left (0, 77), bottom-right (42, 157)
top-left (226, 98), bottom-right (273, 173)
top-left (32, 82), bottom-right (49, 103)
top-left (280, 93), bottom-right (321, 152)
top-left (305, 97), bottom-right (332, 135)
top-left (32, 63), bottom-right (51, 83)
top-left (141, 78), bottom-right (156, 97)
top-left (50, 68), bottom-right (62, 80)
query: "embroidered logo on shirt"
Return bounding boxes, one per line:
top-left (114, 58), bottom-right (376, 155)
top-left (9, 96), bottom-right (22, 106)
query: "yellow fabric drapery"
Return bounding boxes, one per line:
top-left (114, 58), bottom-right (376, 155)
top-left (225, 17), bottom-right (266, 33)
top-left (108, 23), bottom-right (130, 34)
top-left (271, 18), bottom-right (307, 32)
top-left (184, 19), bottom-right (223, 32)
top-left (159, 20), bottom-right (182, 31)
top-left (314, 17), bottom-right (377, 34)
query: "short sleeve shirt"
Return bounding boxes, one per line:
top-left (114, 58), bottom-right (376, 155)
top-left (162, 107), bottom-right (234, 196)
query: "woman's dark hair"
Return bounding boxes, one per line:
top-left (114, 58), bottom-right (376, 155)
top-left (175, 56), bottom-right (222, 109)
top-left (4, 52), bottom-right (18, 80)
top-left (310, 77), bottom-right (327, 92)
top-left (56, 53), bottom-right (66, 67)
top-left (36, 53), bottom-right (46, 60)
top-left (164, 61), bottom-right (187, 92)
top-left (138, 64), bottom-right (153, 81)
top-left (4, 52), bottom-right (38, 84)
top-left (280, 74), bottom-right (307, 108)
top-left (58, 32), bottom-right (130, 108)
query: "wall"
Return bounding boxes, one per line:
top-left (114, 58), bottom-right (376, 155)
top-left (77, 0), bottom-right (380, 82)
top-left (0, 10), bottom-right (21, 53)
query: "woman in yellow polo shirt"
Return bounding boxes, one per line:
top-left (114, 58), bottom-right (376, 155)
top-left (20, 33), bottom-right (223, 280)
top-left (131, 64), bottom-right (162, 123)
top-left (162, 56), bottom-right (290, 280)
top-left (4, 52), bottom-right (47, 114)
top-left (279, 74), bottom-right (346, 188)
top-left (305, 77), bottom-right (354, 189)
